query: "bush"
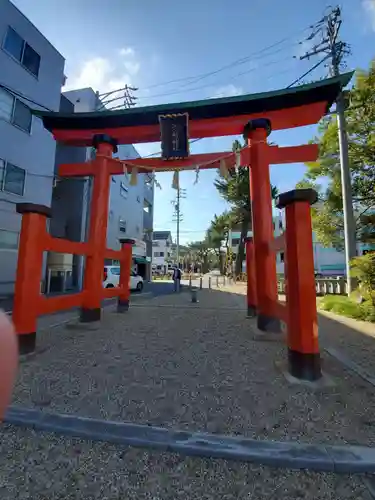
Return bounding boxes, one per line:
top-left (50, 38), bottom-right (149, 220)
top-left (319, 295), bottom-right (375, 322)
top-left (350, 253), bottom-right (375, 307)
top-left (361, 301), bottom-right (375, 322)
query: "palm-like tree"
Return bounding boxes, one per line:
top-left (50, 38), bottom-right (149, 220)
top-left (187, 240), bottom-right (211, 273)
top-left (214, 140), bottom-right (279, 275)
top-left (207, 211), bottom-right (234, 274)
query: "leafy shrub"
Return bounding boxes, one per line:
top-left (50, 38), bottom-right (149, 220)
top-left (360, 301), bottom-right (375, 322)
top-left (319, 294), bottom-right (375, 322)
top-left (350, 253), bottom-right (375, 307)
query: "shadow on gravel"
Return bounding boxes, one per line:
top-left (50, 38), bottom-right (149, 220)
top-left (213, 287), bottom-right (375, 380)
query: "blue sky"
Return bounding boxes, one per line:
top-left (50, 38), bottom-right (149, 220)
top-left (12, 0), bottom-right (375, 244)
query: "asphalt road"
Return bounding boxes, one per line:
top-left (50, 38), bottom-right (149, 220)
top-left (0, 280), bottom-right (187, 314)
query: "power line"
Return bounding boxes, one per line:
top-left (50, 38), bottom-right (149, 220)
top-left (107, 57), bottom-right (296, 110)
top-left (102, 25), bottom-right (315, 109)
top-left (101, 24), bottom-right (314, 100)
top-left (98, 85), bottom-right (138, 110)
top-left (169, 41), bottom-right (301, 93)
top-left (286, 55), bottom-right (330, 88)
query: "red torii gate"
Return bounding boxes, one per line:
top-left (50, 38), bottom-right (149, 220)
top-left (13, 72), bottom-right (352, 382)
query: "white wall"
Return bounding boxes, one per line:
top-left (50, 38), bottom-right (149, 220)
top-left (152, 240), bottom-right (168, 267)
top-left (152, 233), bottom-right (173, 270)
top-left (0, 0), bottom-right (65, 294)
top-left (108, 143), bottom-right (144, 252)
top-left (62, 88), bottom-right (146, 254)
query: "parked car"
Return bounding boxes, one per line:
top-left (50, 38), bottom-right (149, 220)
top-left (103, 266), bottom-right (143, 291)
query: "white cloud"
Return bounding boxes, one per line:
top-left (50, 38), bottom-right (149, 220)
top-left (124, 60), bottom-right (140, 76)
top-left (120, 47), bottom-right (140, 76)
top-left (64, 46), bottom-right (140, 93)
top-left (119, 47), bottom-right (135, 57)
top-left (211, 84), bottom-right (243, 98)
top-left (363, 0), bottom-right (375, 30)
top-left (64, 57), bottom-right (113, 90)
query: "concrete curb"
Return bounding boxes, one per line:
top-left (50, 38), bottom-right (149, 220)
top-left (325, 347), bottom-right (375, 388)
top-left (5, 406), bottom-right (375, 474)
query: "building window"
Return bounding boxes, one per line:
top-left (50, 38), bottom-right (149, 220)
top-left (0, 88), bottom-right (14, 121)
top-left (154, 251), bottom-right (165, 257)
top-left (0, 229), bottom-right (19, 250)
top-left (120, 182), bottom-right (128, 198)
top-left (0, 88), bottom-right (32, 133)
top-left (143, 200), bottom-right (152, 214)
top-left (232, 238), bottom-right (240, 246)
top-left (3, 27), bottom-right (23, 61)
top-left (119, 217), bottom-right (126, 233)
top-left (22, 43), bottom-right (41, 77)
top-left (13, 100), bottom-right (32, 132)
top-left (0, 159), bottom-right (4, 188)
top-left (0, 159), bottom-right (26, 196)
top-left (280, 252), bottom-right (284, 262)
top-left (3, 27), bottom-right (41, 77)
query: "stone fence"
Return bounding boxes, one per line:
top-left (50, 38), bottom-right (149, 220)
top-left (210, 275), bottom-right (348, 296)
top-left (277, 277), bottom-right (348, 296)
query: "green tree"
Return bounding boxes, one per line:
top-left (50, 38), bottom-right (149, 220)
top-left (207, 211), bottom-right (234, 274)
top-left (297, 60), bottom-right (375, 249)
top-left (350, 253), bottom-right (375, 307)
top-left (188, 240), bottom-right (212, 273)
top-left (214, 140), bottom-right (279, 275)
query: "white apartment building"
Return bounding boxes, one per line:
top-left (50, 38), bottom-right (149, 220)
top-left (51, 87), bottom-right (154, 287)
top-left (229, 210), bottom-right (372, 277)
top-left (152, 231), bottom-right (173, 274)
top-left (0, 0), bottom-right (65, 295)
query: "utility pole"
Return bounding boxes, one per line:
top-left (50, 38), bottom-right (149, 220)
top-left (171, 172), bottom-right (186, 268)
top-left (97, 85), bottom-right (138, 111)
top-left (300, 6), bottom-right (357, 293)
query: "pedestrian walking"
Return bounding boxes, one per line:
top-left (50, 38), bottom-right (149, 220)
top-left (173, 266), bottom-right (181, 292)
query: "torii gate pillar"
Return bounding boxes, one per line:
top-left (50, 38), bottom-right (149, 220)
top-left (245, 118), bottom-right (281, 333)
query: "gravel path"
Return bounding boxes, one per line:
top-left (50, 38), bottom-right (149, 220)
top-left (3, 289), bottom-right (375, 497)
top-left (0, 426), bottom-right (372, 499)
top-left (8, 289), bottom-right (375, 446)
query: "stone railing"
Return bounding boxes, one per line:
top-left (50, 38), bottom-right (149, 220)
top-left (277, 277), bottom-right (348, 296)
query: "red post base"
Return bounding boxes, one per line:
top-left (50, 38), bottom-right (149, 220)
top-left (80, 307), bottom-right (101, 323)
top-left (288, 349), bottom-right (322, 381)
top-left (247, 305), bottom-right (257, 318)
top-left (257, 314), bottom-right (281, 333)
top-left (117, 299), bottom-right (129, 313)
top-left (18, 332), bottom-right (36, 355)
